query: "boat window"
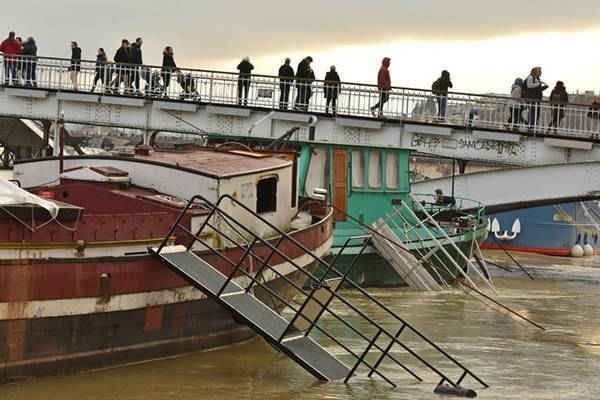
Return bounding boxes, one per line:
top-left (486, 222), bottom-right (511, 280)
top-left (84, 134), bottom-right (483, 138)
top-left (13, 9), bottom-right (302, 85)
top-left (305, 148), bottom-right (327, 196)
top-left (257, 176), bottom-right (277, 214)
top-left (368, 151), bottom-right (382, 188)
top-left (386, 153), bottom-right (399, 189)
top-left (352, 151), bottom-right (364, 188)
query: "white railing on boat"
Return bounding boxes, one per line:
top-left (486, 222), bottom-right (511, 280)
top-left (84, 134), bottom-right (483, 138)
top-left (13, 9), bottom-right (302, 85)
top-left (1, 54), bottom-right (600, 140)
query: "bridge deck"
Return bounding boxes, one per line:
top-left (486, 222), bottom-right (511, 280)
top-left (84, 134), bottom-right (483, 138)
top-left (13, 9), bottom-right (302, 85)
top-left (1, 54), bottom-right (599, 142)
top-left (1, 54), bottom-right (598, 167)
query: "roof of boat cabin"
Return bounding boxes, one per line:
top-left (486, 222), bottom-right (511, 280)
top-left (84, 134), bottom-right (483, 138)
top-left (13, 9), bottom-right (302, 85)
top-left (134, 149), bottom-right (291, 178)
top-left (16, 148), bottom-right (293, 179)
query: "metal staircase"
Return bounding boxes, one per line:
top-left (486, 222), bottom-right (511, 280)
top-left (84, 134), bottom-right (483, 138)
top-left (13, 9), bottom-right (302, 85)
top-left (151, 194), bottom-right (488, 392)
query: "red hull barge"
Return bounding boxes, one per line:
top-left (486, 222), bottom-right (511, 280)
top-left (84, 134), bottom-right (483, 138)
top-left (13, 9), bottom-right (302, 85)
top-left (1, 147), bottom-right (333, 382)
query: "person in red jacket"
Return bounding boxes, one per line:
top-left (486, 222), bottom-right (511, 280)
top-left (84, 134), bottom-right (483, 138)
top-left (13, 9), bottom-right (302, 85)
top-left (370, 57), bottom-right (391, 118)
top-left (0, 31), bottom-right (22, 85)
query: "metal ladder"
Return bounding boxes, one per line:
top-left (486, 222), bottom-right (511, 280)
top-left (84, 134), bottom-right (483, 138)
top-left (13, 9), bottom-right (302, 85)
top-left (151, 194), bottom-right (488, 392)
top-left (384, 196), bottom-right (495, 292)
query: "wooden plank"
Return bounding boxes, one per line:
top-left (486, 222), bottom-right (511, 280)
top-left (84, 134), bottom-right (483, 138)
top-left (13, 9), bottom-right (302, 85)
top-left (333, 149), bottom-right (348, 221)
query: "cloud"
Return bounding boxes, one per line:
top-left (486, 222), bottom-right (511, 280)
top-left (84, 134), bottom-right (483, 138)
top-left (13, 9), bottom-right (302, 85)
top-left (2, 0), bottom-right (599, 67)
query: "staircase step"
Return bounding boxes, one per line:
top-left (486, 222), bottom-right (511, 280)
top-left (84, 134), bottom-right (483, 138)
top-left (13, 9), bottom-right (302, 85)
top-left (160, 251), bottom-right (243, 296)
top-left (156, 250), bottom-right (351, 381)
top-left (282, 336), bottom-right (350, 381)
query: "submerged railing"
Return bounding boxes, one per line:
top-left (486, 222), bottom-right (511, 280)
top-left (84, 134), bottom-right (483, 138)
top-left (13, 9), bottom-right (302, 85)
top-left (1, 54), bottom-right (600, 140)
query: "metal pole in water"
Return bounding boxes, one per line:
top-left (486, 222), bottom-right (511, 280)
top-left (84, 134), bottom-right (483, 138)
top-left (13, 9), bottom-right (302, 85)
top-left (460, 281), bottom-right (546, 331)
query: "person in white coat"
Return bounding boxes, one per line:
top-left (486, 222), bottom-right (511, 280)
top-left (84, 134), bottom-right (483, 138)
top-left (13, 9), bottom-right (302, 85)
top-left (508, 78), bottom-right (523, 129)
top-left (522, 67), bottom-right (548, 131)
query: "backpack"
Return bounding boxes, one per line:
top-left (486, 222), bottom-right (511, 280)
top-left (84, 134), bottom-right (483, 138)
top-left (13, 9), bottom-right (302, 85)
top-left (431, 79), bottom-right (442, 95)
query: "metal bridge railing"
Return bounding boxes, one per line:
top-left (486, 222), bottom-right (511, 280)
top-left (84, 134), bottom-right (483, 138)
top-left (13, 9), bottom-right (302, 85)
top-left (1, 54), bottom-right (599, 140)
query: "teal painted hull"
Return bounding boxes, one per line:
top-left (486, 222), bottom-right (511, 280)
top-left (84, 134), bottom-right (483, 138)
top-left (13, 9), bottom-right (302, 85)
top-left (322, 223), bottom-right (489, 287)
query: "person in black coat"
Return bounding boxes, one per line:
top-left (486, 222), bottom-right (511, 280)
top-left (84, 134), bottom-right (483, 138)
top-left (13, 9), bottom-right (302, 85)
top-left (278, 58), bottom-right (294, 110)
top-left (69, 41), bottom-right (82, 90)
top-left (548, 81), bottom-right (569, 133)
top-left (161, 46), bottom-right (177, 97)
top-left (431, 70), bottom-right (453, 120)
top-left (237, 57), bottom-right (254, 106)
top-left (294, 56), bottom-right (314, 111)
top-left (129, 37), bottom-right (143, 94)
top-left (90, 48), bottom-right (107, 93)
top-left (21, 37), bottom-right (37, 87)
top-left (113, 39), bottom-right (130, 93)
top-left (324, 65), bottom-right (341, 115)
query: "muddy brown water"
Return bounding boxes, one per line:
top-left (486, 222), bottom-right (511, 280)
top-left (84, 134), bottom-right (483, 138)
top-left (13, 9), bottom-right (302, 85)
top-left (2, 252), bottom-right (599, 400)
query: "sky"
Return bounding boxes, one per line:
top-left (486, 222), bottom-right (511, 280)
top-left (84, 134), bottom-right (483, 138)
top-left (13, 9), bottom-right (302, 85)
top-left (2, 0), bottom-right (600, 93)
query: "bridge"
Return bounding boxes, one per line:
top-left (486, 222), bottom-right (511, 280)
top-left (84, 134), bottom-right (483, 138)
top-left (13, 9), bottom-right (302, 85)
top-left (411, 162), bottom-right (600, 214)
top-left (0, 54), bottom-right (598, 167)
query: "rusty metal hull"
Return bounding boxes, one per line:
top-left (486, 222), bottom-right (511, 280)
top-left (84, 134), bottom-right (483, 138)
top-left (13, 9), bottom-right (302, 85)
top-left (0, 213), bottom-right (333, 382)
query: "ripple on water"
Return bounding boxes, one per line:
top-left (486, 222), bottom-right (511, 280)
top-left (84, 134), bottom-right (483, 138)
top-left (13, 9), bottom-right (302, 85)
top-left (1, 254), bottom-right (599, 399)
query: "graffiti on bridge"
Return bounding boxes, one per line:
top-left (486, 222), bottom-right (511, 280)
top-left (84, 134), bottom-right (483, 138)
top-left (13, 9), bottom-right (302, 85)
top-left (410, 134), bottom-right (525, 156)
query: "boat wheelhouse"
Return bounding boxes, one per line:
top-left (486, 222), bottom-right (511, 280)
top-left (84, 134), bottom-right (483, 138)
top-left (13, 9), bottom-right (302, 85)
top-left (299, 143), bottom-right (489, 286)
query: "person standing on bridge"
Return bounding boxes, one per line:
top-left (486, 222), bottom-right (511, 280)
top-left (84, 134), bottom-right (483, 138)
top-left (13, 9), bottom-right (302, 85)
top-left (161, 46), bottom-right (177, 97)
top-left (90, 48), bottom-right (107, 93)
top-left (522, 67), bottom-right (548, 132)
top-left (15, 37), bottom-right (24, 85)
top-left (294, 56), bottom-right (314, 111)
top-left (370, 57), bottom-right (391, 118)
top-left (129, 38), bottom-right (144, 95)
top-left (324, 65), bottom-right (341, 115)
top-left (113, 39), bottom-right (130, 94)
top-left (69, 41), bottom-right (82, 91)
top-left (278, 58), bottom-right (294, 110)
top-left (237, 57), bottom-right (254, 106)
top-left (0, 31), bottom-right (22, 86)
top-left (507, 78), bottom-right (524, 130)
top-left (21, 37), bottom-right (37, 88)
top-left (548, 81), bottom-right (568, 134)
top-left (432, 70), bottom-right (453, 121)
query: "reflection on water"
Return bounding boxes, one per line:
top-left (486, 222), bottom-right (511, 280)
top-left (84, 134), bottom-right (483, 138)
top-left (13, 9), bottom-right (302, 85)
top-left (2, 254), bottom-right (600, 400)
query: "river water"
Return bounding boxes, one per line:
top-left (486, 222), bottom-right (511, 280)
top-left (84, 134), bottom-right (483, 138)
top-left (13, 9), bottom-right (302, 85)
top-left (2, 252), bottom-right (599, 400)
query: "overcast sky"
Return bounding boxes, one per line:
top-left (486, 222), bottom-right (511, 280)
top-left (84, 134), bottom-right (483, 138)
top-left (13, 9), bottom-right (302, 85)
top-left (2, 1), bottom-right (600, 93)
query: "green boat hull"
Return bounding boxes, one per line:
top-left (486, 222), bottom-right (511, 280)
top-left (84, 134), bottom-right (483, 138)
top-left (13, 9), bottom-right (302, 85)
top-left (319, 223), bottom-right (489, 287)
